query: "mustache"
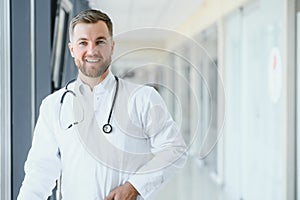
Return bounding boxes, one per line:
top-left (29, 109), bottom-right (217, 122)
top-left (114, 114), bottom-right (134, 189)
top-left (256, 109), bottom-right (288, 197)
top-left (85, 54), bottom-right (102, 59)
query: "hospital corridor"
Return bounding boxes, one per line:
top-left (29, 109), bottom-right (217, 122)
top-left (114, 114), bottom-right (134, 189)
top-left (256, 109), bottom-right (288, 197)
top-left (0, 0), bottom-right (299, 199)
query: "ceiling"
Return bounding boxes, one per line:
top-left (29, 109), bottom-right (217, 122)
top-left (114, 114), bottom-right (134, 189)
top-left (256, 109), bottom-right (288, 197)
top-left (88, 0), bottom-right (204, 41)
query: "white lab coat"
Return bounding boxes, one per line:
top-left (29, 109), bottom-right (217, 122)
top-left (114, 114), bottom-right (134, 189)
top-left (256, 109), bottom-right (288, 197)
top-left (18, 72), bottom-right (187, 200)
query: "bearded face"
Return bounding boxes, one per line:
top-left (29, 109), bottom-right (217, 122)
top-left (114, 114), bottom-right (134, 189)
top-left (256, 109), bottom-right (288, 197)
top-left (74, 51), bottom-right (112, 78)
top-left (69, 21), bottom-right (114, 78)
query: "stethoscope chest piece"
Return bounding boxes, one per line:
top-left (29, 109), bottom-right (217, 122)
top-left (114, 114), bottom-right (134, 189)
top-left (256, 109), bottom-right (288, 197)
top-left (103, 123), bottom-right (112, 134)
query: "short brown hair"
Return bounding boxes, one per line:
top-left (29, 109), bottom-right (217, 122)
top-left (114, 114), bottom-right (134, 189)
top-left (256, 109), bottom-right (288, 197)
top-left (69, 9), bottom-right (113, 40)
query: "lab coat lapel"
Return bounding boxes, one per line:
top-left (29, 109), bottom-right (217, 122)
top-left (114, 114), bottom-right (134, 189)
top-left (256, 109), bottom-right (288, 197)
top-left (73, 81), bottom-right (117, 167)
top-left (72, 80), bottom-right (152, 173)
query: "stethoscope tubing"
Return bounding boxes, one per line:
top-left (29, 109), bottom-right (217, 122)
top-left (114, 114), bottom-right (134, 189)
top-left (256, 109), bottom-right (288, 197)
top-left (103, 76), bottom-right (119, 133)
top-left (60, 76), bottom-right (119, 134)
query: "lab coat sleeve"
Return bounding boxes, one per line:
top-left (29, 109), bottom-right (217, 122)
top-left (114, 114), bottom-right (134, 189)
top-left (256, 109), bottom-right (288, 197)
top-left (128, 88), bottom-right (187, 200)
top-left (17, 99), bottom-right (62, 200)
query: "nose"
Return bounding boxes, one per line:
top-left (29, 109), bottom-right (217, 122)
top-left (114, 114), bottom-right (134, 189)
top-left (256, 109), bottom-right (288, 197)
top-left (86, 43), bottom-right (99, 55)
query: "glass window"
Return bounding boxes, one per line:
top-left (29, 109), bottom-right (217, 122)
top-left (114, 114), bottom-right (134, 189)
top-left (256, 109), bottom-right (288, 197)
top-left (51, 0), bottom-right (72, 91)
top-left (224, 0), bottom-right (284, 198)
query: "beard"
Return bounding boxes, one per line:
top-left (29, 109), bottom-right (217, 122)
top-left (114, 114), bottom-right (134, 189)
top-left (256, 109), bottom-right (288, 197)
top-left (76, 56), bottom-right (112, 78)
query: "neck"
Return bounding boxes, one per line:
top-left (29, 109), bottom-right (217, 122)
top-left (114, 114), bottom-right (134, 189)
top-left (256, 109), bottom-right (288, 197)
top-left (78, 70), bottom-right (109, 91)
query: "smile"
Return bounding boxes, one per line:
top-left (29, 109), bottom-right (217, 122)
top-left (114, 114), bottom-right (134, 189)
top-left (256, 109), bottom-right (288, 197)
top-left (85, 58), bottom-right (101, 63)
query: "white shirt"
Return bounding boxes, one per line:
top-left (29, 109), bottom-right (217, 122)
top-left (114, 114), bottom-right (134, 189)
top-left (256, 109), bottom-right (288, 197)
top-left (17, 71), bottom-right (187, 200)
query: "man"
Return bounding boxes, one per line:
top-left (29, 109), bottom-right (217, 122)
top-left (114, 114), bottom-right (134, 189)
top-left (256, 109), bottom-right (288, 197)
top-left (18, 9), bottom-right (187, 200)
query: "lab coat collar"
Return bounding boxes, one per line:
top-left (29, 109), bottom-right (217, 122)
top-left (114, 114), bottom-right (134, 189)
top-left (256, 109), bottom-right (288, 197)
top-left (76, 71), bottom-right (115, 95)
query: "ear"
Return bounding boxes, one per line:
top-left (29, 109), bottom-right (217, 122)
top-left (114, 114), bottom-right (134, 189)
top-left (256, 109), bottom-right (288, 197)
top-left (68, 42), bottom-right (74, 57)
top-left (111, 40), bottom-right (115, 54)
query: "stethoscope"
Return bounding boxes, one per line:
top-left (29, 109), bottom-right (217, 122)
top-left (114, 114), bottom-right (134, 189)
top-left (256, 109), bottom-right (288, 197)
top-left (60, 76), bottom-right (119, 134)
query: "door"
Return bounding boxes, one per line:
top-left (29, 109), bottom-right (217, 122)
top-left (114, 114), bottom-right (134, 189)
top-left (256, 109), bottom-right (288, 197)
top-left (297, 1), bottom-right (300, 199)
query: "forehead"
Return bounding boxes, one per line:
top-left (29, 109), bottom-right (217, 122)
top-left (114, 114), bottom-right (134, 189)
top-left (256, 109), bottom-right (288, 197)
top-left (72, 21), bottom-right (110, 40)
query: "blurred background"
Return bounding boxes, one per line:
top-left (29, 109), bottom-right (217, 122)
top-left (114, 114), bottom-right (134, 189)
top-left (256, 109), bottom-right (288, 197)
top-left (0, 0), bottom-right (298, 199)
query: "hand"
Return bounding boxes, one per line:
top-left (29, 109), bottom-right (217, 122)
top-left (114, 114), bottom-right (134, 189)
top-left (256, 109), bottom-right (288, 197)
top-left (105, 182), bottom-right (139, 200)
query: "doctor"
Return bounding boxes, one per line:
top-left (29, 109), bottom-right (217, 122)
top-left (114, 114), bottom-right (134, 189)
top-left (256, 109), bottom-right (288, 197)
top-left (18, 9), bottom-right (187, 200)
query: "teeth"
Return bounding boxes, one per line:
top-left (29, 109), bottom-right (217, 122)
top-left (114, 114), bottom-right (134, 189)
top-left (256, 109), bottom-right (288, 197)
top-left (86, 59), bottom-right (100, 63)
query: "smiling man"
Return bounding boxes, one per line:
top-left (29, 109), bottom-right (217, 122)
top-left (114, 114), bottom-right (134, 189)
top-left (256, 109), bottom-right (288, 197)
top-left (17, 9), bottom-right (187, 200)
top-left (69, 11), bottom-right (115, 88)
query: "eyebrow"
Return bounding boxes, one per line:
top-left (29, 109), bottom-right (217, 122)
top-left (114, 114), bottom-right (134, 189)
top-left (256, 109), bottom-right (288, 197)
top-left (76, 36), bottom-right (108, 42)
top-left (96, 36), bottom-right (108, 40)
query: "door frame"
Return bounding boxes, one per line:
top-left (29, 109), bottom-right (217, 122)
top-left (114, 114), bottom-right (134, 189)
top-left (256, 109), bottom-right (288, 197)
top-left (0, 0), bottom-right (11, 199)
top-left (285, 0), bottom-right (296, 199)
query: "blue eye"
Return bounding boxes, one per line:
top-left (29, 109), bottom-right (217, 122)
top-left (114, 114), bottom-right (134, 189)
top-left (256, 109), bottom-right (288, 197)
top-left (78, 41), bottom-right (87, 46)
top-left (97, 40), bottom-right (107, 45)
